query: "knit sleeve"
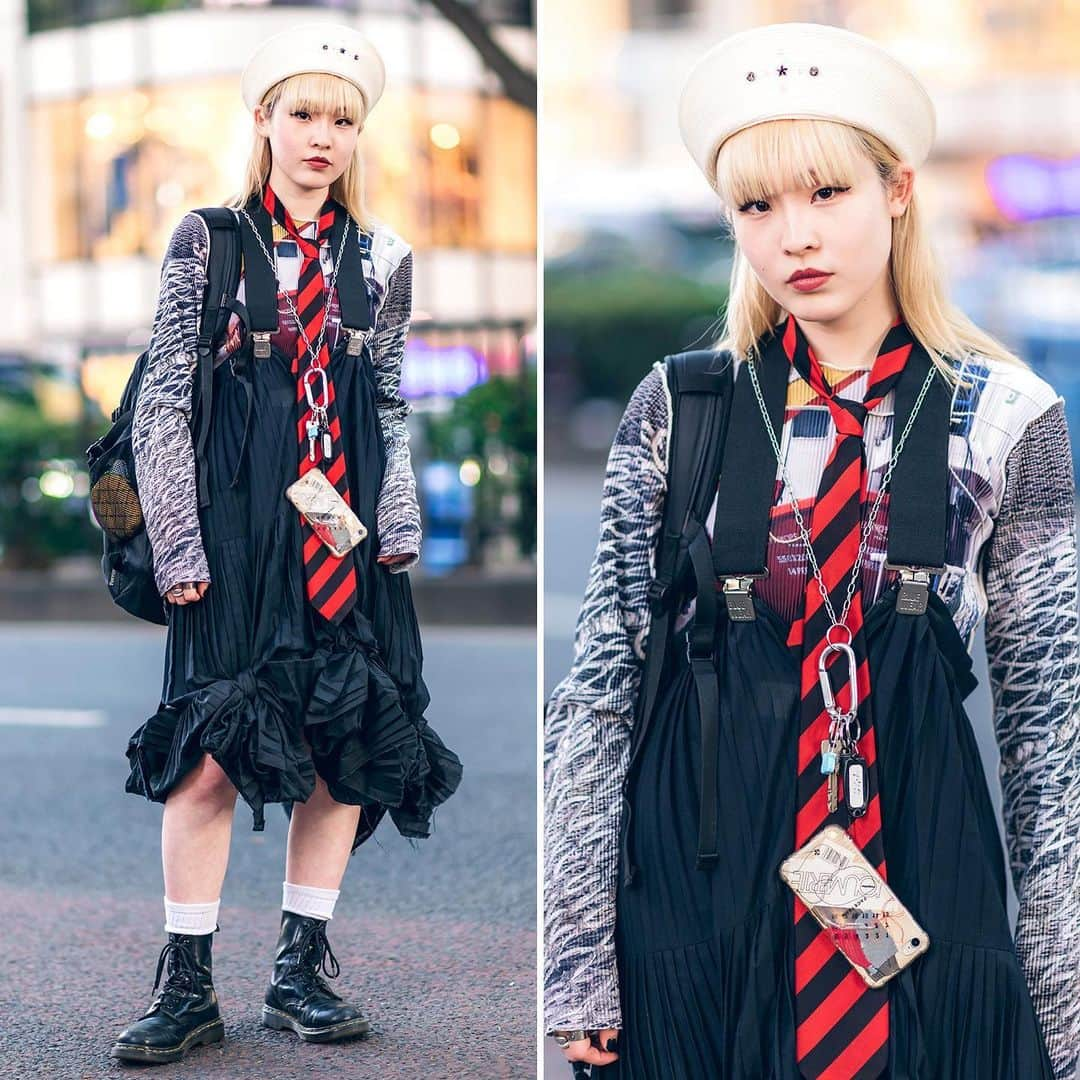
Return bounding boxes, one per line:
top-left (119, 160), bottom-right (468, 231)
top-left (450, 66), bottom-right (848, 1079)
top-left (131, 211), bottom-right (211, 598)
top-left (370, 251), bottom-right (421, 572)
top-left (981, 398), bottom-right (1080, 1080)
top-left (543, 366), bottom-right (669, 1032)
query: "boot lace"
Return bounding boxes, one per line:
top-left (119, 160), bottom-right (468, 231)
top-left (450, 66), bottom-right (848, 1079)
top-left (149, 937), bottom-right (202, 1016)
top-left (291, 922), bottom-right (341, 997)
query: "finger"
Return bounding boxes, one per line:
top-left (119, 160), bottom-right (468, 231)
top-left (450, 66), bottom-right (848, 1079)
top-left (182, 583), bottom-right (200, 603)
top-left (599, 1028), bottom-right (620, 1053)
top-left (580, 1046), bottom-right (619, 1066)
top-left (196, 581), bottom-right (210, 597)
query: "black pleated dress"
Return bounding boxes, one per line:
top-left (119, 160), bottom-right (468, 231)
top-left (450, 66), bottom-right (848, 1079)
top-left (124, 323), bottom-right (462, 850)
top-left (604, 581), bottom-right (1054, 1078)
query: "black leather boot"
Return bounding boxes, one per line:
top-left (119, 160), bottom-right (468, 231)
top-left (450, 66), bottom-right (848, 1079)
top-left (111, 930), bottom-right (224, 1064)
top-left (262, 910), bottom-right (370, 1043)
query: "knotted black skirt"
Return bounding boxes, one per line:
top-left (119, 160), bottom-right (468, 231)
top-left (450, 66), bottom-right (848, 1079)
top-left (124, 333), bottom-right (462, 850)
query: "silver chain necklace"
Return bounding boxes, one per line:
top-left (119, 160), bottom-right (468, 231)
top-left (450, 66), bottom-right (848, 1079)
top-left (745, 348), bottom-right (937, 638)
top-left (238, 207), bottom-right (350, 376)
top-left (239, 207), bottom-right (351, 462)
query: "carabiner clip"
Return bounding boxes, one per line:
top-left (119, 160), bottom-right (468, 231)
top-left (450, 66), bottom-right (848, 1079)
top-left (303, 366), bottom-right (328, 411)
top-left (817, 640), bottom-right (859, 719)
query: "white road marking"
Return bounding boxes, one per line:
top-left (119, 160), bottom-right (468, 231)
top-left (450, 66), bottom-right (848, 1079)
top-left (0, 707), bottom-right (106, 728)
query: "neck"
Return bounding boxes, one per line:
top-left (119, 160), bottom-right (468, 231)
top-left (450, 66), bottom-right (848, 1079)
top-left (265, 169), bottom-right (330, 224)
top-left (793, 275), bottom-right (901, 370)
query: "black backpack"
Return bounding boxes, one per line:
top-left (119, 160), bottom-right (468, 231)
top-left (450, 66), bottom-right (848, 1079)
top-left (85, 207), bottom-right (241, 625)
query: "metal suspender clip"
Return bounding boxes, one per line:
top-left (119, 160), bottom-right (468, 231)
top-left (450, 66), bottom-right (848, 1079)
top-left (343, 327), bottom-right (369, 356)
top-left (718, 572), bottom-right (767, 622)
top-left (252, 331), bottom-right (272, 359)
top-left (884, 563), bottom-right (945, 616)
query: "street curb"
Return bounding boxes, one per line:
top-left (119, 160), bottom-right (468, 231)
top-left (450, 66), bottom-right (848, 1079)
top-left (0, 571), bottom-right (536, 626)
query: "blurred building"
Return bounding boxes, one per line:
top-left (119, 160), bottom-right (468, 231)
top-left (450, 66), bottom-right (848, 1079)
top-left (1, 0), bottom-right (536, 398)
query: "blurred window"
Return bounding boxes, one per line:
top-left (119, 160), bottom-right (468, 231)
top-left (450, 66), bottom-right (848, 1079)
top-left (28, 0), bottom-right (531, 35)
top-left (30, 79), bottom-right (536, 260)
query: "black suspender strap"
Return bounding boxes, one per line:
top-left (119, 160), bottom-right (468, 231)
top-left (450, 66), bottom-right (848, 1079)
top-left (329, 213), bottom-right (372, 343)
top-left (709, 334), bottom-right (788, 621)
top-left (238, 200), bottom-right (280, 355)
top-left (884, 339), bottom-right (951, 612)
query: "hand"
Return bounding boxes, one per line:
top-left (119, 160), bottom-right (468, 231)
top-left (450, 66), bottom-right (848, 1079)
top-left (376, 553), bottom-right (414, 567)
top-left (163, 581), bottom-right (210, 605)
top-left (558, 1028), bottom-right (619, 1067)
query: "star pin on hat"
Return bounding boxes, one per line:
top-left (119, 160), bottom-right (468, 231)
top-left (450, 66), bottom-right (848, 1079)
top-left (241, 22), bottom-right (386, 117)
top-left (678, 22), bottom-right (936, 188)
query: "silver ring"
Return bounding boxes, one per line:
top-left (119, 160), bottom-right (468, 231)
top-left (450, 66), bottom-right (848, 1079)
top-left (170, 586), bottom-right (185, 595)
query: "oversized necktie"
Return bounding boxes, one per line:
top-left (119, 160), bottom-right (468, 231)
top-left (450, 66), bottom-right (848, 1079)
top-left (783, 312), bottom-right (913, 1079)
top-left (262, 184), bottom-right (358, 625)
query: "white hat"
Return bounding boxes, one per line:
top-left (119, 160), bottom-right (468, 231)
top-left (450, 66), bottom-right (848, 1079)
top-left (240, 22), bottom-right (386, 117)
top-left (678, 22), bottom-right (936, 189)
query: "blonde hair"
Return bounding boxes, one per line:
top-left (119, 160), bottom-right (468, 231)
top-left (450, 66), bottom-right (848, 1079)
top-left (225, 71), bottom-right (374, 233)
top-left (712, 118), bottom-right (1025, 385)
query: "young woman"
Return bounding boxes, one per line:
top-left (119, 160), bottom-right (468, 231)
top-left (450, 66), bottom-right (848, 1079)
top-left (112, 23), bottom-right (462, 1064)
top-left (545, 22), bottom-right (1079, 1080)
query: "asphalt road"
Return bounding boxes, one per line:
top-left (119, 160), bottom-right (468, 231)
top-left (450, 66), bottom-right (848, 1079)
top-left (0, 623), bottom-right (536, 1080)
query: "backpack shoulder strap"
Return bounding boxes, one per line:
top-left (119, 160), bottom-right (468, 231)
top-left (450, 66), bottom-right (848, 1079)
top-left (189, 207), bottom-right (240, 510)
top-left (619, 348), bottom-right (735, 886)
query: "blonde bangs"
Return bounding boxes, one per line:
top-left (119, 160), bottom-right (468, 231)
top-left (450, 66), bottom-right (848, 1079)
top-left (714, 118), bottom-right (872, 211)
top-left (269, 70), bottom-right (367, 126)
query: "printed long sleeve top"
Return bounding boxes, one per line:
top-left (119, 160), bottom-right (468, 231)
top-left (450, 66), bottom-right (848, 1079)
top-left (543, 350), bottom-right (1080, 1080)
top-left (131, 209), bottom-right (422, 598)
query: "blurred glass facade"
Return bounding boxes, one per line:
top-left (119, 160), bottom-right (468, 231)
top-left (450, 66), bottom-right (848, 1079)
top-left (2, 0), bottom-right (536, 575)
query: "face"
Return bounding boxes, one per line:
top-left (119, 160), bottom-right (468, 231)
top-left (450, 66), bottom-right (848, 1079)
top-left (729, 152), bottom-right (914, 327)
top-left (253, 97), bottom-right (362, 202)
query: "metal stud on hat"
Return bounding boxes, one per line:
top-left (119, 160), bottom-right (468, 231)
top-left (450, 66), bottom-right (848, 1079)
top-left (678, 22), bottom-right (936, 189)
top-left (240, 22), bottom-right (386, 117)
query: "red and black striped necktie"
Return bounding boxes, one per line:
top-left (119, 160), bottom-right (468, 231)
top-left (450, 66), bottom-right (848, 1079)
top-left (783, 313), bottom-right (913, 1079)
top-left (262, 185), bottom-right (358, 625)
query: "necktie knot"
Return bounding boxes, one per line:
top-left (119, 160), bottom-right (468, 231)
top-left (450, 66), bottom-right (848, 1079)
top-left (832, 397), bottom-right (868, 438)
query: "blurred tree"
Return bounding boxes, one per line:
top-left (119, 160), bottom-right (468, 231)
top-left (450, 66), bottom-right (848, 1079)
top-left (425, 370), bottom-right (537, 560)
top-left (545, 267), bottom-right (724, 405)
top-left (0, 397), bottom-right (98, 569)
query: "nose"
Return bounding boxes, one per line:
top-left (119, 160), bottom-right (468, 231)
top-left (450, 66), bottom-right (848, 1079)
top-left (309, 116), bottom-right (333, 147)
top-left (779, 202), bottom-right (819, 256)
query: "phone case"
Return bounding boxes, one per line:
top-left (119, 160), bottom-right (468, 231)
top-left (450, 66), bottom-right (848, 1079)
top-left (779, 824), bottom-right (930, 988)
top-left (285, 468), bottom-right (368, 558)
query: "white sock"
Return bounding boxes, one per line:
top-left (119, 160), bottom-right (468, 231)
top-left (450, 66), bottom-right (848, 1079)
top-left (282, 881), bottom-right (339, 921)
top-left (164, 897), bottom-right (220, 936)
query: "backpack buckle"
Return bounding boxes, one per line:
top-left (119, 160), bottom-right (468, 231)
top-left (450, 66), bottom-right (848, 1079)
top-left (718, 573), bottom-right (766, 622)
top-left (885, 563), bottom-right (944, 616)
top-left (646, 578), bottom-right (669, 614)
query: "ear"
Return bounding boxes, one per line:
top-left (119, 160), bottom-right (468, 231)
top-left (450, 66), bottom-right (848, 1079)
top-left (887, 164), bottom-right (915, 218)
top-left (253, 104), bottom-right (271, 138)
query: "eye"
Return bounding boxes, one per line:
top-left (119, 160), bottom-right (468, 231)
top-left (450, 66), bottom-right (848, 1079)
top-left (292, 110), bottom-right (310, 120)
top-left (336, 117), bottom-right (354, 126)
top-left (736, 186), bottom-right (850, 215)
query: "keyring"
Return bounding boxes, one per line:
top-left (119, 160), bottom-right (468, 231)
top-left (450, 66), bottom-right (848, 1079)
top-left (825, 622), bottom-right (852, 648)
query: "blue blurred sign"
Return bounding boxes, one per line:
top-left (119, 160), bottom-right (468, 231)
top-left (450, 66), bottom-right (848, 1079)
top-left (986, 155), bottom-right (1080, 222)
top-left (419, 461), bottom-right (475, 575)
top-left (402, 340), bottom-right (487, 399)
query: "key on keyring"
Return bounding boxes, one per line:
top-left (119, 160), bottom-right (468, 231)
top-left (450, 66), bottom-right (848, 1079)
top-left (843, 754), bottom-right (869, 817)
top-left (322, 427), bottom-right (333, 459)
top-left (305, 418), bottom-right (321, 462)
top-left (827, 768), bottom-right (840, 814)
